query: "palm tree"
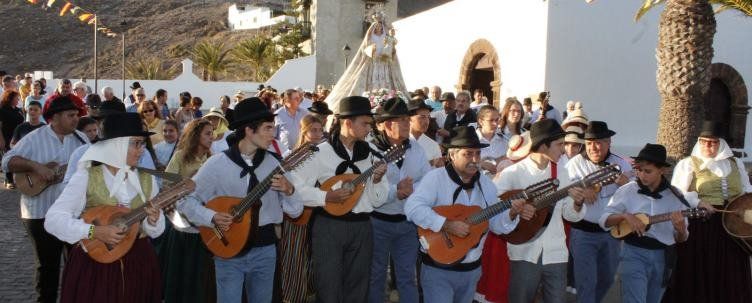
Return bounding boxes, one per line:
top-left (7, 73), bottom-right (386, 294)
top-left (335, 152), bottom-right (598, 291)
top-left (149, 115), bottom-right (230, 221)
top-left (628, 0), bottom-right (752, 160)
top-left (191, 40), bottom-right (233, 81)
top-left (125, 56), bottom-right (178, 80)
top-left (232, 36), bottom-right (275, 81)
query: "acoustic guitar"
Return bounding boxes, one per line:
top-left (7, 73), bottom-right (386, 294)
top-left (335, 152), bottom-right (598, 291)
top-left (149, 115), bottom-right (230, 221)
top-left (722, 193), bottom-right (752, 255)
top-left (79, 178), bottom-right (196, 263)
top-left (417, 178), bottom-right (558, 265)
top-left (14, 162), bottom-right (67, 196)
top-left (501, 164), bottom-right (622, 244)
top-left (200, 142), bottom-right (319, 259)
top-left (319, 144), bottom-right (406, 216)
top-left (610, 208), bottom-right (708, 238)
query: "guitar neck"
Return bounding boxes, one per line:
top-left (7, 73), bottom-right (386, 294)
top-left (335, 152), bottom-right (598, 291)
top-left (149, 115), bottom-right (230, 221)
top-left (350, 160), bottom-right (384, 186)
top-left (647, 209), bottom-right (694, 225)
top-left (232, 167), bottom-right (284, 218)
top-left (532, 182), bottom-right (578, 209)
top-left (466, 189), bottom-right (534, 225)
top-left (120, 180), bottom-right (195, 226)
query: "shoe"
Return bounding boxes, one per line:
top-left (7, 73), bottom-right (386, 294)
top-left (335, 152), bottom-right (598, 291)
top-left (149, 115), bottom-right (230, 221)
top-left (5, 182), bottom-right (15, 190)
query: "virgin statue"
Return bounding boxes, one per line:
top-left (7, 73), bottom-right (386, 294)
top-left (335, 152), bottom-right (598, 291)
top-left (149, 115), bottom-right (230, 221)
top-left (325, 12), bottom-right (410, 112)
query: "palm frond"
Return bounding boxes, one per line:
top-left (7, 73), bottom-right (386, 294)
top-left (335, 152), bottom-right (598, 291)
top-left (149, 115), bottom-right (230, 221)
top-left (635, 0), bottom-right (666, 21)
top-left (710, 0), bottom-right (752, 15)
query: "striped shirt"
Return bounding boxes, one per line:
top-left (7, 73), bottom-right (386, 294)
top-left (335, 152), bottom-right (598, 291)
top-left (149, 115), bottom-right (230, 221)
top-left (1, 125), bottom-right (89, 219)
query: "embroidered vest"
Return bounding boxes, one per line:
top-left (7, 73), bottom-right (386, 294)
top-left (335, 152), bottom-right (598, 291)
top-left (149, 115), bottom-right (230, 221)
top-left (689, 156), bottom-right (742, 205)
top-left (85, 166), bottom-right (153, 210)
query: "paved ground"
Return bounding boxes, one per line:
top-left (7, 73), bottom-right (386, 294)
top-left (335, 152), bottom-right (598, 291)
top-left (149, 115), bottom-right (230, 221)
top-left (0, 188), bottom-right (37, 302)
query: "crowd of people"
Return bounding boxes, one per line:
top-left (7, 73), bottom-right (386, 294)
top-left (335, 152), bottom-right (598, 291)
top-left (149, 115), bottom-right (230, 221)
top-left (0, 70), bottom-right (751, 303)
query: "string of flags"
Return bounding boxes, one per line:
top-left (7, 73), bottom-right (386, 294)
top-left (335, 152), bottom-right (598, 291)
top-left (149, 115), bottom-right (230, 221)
top-left (25, 0), bottom-right (118, 37)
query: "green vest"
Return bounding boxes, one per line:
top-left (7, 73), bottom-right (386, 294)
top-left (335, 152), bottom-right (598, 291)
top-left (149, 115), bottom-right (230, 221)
top-left (85, 166), bottom-right (153, 210)
top-left (689, 156), bottom-right (742, 205)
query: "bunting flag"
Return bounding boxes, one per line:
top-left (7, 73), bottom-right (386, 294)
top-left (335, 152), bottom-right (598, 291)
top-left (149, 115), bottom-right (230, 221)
top-left (59, 2), bottom-right (72, 16)
top-left (23, 0), bottom-right (117, 37)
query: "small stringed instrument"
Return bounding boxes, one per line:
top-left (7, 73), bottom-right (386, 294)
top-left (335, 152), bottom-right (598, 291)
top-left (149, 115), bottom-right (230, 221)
top-left (320, 144), bottom-right (407, 216)
top-left (79, 178), bottom-right (196, 263)
top-left (200, 142), bottom-right (319, 259)
top-left (417, 178), bottom-right (558, 265)
top-left (611, 208), bottom-right (709, 238)
top-left (14, 162), bottom-right (67, 196)
top-left (501, 164), bottom-right (622, 244)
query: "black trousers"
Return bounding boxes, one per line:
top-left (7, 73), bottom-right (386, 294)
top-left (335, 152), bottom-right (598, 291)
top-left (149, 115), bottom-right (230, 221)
top-left (311, 214), bottom-right (373, 303)
top-left (22, 218), bottom-right (64, 303)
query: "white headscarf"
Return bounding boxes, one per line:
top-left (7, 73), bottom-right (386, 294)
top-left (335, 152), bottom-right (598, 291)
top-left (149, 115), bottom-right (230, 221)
top-left (690, 137), bottom-right (735, 177)
top-left (78, 136), bottom-right (147, 201)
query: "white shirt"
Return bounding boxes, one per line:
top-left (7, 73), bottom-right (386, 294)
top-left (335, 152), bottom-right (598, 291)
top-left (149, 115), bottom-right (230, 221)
top-left (0, 126), bottom-right (89, 219)
top-left (476, 128), bottom-right (508, 161)
top-left (44, 166), bottom-right (164, 244)
top-left (274, 107), bottom-right (309, 152)
top-left (289, 141), bottom-right (389, 213)
top-left (410, 133), bottom-right (442, 163)
top-left (566, 153), bottom-right (632, 224)
top-left (494, 157), bottom-right (586, 264)
top-left (300, 98), bottom-right (314, 111)
top-left (210, 132), bottom-right (232, 154)
top-left (371, 140), bottom-right (432, 215)
top-left (671, 156), bottom-right (752, 207)
top-left (405, 166), bottom-right (519, 263)
top-left (154, 140), bottom-right (177, 167)
top-left (599, 181), bottom-right (689, 246)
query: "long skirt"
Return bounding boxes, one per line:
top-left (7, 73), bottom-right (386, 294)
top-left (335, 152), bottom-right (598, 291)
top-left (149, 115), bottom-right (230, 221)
top-left (475, 233), bottom-right (510, 303)
top-left (279, 220), bottom-right (313, 302)
top-left (162, 229), bottom-right (216, 303)
top-left (60, 237), bottom-right (162, 303)
top-left (662, 211), bottom-right (752, 303)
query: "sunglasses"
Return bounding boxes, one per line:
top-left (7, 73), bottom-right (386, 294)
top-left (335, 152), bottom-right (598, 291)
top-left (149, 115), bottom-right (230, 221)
top-left (142, 109), bottom-right (155, 113)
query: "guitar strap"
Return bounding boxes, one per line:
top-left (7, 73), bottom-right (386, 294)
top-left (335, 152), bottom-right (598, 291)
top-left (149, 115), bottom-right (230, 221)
top-left (72, 131), bottom-right (86, 145)
top-left (541, 161), bottom-right (557, 227)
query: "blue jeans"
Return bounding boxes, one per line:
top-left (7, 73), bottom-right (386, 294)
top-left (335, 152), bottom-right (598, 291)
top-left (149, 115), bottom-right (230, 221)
top-left (508, 257), bottom-right (568, 303)
top-left (570, 229), bottom-right (621, 303)
top-left (420, 264), bottom-right (481, 303)
top-left (619, 243), bottom-right (666, 303)
top-left (213, 244), bottom-right (276, 303)
top-left (368, 218), bottom-right (419, 303)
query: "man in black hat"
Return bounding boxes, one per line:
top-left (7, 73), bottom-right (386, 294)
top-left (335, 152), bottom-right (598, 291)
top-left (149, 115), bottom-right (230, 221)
top-left (431, 91), bottom-right (456, 142)
top-left (495, 119), bottom-right (590, 303)
top-left (179, 97), bottom-right (300, 303)
top-left (565, 120), bottom-right (632, 303)
top-left (1, 95), bottom-right (89, 303)
top-left (441, 91), bottom-right (477, 142)
top-left (408, 97), bottom-right (443, 167)
top-left (601, 143), bottom-right (690, 303)
top-left (127, 81), bottom-right (141, 104)
top-left (290, 95), bottom-right (388, 302)
top-left (307, 100), bottom-right (333, 123)
top-left (405, 125), bottom-right (526, 303)
top-left (368, 98), bottom-right (432, 303)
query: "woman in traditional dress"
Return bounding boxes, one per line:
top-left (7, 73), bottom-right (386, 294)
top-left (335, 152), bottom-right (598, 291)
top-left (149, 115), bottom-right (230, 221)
top-left (663, 121), bottom-right (752, 303)
top-left (279, 114), bottom-right (325, 303)
top-left (160, 119), bottom-right (216, 303)
top-left (44, 112), bottom-right (164, 303)
top-left (325, 11), bottom-right (410, 112)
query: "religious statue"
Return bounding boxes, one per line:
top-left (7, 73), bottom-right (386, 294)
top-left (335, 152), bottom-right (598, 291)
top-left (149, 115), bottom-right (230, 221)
top-left (325, 11), bottom-right (410, 112)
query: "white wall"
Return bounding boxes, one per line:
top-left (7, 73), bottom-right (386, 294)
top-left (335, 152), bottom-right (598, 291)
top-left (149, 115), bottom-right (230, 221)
top-left (545, 1), bottom-right (752, 156)
top-left (48, 59), bottom-right (260, 111)
top-left (393, 0), bottom-right (550, 100)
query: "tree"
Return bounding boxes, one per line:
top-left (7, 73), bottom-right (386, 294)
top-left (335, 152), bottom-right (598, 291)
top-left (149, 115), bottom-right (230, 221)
top-left (232, 36), bottom-right (275, 82)
top-left (191, 40), bottom-right (233, 81)
top-left (624, 0), bottom-right (752, 161)
top-left (125, 55), bottom-right (178, 80)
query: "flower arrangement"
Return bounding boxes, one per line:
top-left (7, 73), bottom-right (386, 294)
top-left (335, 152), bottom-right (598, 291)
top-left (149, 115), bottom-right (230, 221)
top-left (363, 88), bottom-right (407, 109)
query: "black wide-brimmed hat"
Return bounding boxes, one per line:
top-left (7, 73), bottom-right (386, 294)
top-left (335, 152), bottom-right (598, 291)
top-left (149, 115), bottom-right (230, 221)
top-left (699, 120), bottom-right (724, 139)
top-left (308, 101), bottom-right (333, 115)
top-left (530, 119), bottom-right (566, 149)
top-left (439, 92), bottom-right (456, 101)
top-left (335, 96), bottom-right (374, 118)
top-left (632, 143), bottom-right (671, 167)
top-left (375, 98), bottom-right (409, 122)
top-left (129, 81), bottom-right (141, 90)
top-left (100, 113), bottom-right (154, 140)
top-left (584, 121), bottom-right (616, 140)
top-left (407, 97), bottom-right (432, 114)
top-left (92, 100), bottom-right (126, 119)
top-left (43, 95), bottom-right (82, 120)
top-left (442, 126), bottom-right (490, 149)
top-left (229, 97), bottom-right (277, 130)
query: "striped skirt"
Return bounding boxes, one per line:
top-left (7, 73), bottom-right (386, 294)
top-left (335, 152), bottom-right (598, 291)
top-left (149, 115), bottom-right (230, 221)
top-left (279, 220), bottom-right (313, 302)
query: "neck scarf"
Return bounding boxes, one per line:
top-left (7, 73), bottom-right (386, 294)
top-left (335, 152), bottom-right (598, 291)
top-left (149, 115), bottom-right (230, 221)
top-left (587, 150), bottom-right (612, 167)
top-left (79, 137), bottom-right (146, 201)
top-left (636, 177), bottom-right (670, 199)
top-left (370, 131), bottom-right (409, 168)
top-left (445, 162), bottom-right (480, 202)
top-left (691, 138), bottom-right (734, 177)
top-left (223, 144), bottom-right (266, 193)
top-left (331, 130), bottom-right (371, 175)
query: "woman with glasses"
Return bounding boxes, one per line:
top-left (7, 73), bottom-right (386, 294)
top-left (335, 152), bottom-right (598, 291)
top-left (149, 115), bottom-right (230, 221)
top-left (499, 97), bottom-right (525, 140)
top-left (44, 113), bottom-right (164, 303)
top-left (139, 100), bottom-right (165, 144)
top-left (160, 119), bottom-right (216, 303)
top-left (663, 121), bottom-right (752, 303)
top-left (475, 105), bottom-right (507, 176)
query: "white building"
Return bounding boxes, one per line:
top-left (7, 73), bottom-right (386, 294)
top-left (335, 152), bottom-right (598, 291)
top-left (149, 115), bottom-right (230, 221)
top-left (392, 0), bottom-right (751, 157)
top-left (228, 3), bottom-right (295, 31)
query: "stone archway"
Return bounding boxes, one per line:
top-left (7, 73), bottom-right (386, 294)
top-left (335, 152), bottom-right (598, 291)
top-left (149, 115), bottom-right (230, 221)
top-left (705, 63), bottom-right (749, 148)
top-left (456, 39), bottom-right (502, 107)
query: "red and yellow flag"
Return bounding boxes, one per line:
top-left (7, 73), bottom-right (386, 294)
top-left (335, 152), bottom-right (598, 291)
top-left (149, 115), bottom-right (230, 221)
top-left (59, 2), bottom-right (72, 16)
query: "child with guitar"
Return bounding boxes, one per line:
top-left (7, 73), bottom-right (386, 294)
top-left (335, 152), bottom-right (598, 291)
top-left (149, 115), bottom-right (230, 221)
top-left (600, 143), bottom-right (690, 303)
top-left (44, 113), bottom-right (165, 302)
